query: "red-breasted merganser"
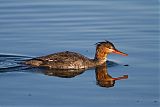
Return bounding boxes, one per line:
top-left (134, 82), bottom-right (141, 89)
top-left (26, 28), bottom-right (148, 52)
top-left (24, 40), bottom-right (128, 69)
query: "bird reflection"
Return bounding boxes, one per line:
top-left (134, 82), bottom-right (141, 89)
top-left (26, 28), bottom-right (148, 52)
top-left (0, 55), bottom-right (128, 88)
top-left (38, 68), bottom-right (85, 78)
top-left (31, 62), bottom-right (128, 88)
top-left (95, 63), bottom-right (128, 88)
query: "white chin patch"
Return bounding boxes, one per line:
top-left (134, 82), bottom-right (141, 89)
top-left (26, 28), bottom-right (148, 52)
top-left (101, 57), bottom-right (107, 63)
top-left (108, 49), bottom-right (114, 53)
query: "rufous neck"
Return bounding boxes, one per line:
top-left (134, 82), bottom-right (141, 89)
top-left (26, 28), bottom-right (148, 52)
top-left (94, 48), bottom-right (108, 65)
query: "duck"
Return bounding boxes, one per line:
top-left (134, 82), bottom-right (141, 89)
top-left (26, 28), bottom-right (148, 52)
top-left (24, 40), bottom-right (128, 69)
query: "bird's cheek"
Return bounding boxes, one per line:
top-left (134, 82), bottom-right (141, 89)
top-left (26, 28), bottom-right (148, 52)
top-left (108, 49), bottom-right (114, 53)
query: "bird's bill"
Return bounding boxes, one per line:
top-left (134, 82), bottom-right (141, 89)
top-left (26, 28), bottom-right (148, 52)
top-left (112, 49), bottom-right (128, 56)
top-left (112, 75), bottom-right (128, 80)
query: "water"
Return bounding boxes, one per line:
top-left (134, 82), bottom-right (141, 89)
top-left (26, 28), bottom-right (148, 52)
top-left (0, 0), bottom-right (159, 107)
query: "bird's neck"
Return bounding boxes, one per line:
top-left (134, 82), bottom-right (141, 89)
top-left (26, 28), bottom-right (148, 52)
top-left (94, 49), bottom-right (108, 65)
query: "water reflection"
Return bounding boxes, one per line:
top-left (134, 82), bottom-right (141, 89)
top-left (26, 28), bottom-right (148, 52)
top-left (0, 54), bottom-right (128, 88)
top-left (32, 62), bottom-right (128, 88)
top-left (38, 68), bottom-right (85, 78)
top-left (95, 63), bottom-right (128, 88)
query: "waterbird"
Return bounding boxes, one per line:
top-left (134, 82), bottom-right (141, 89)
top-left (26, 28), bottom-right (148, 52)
top-left (24, 40), bottom-right (128, 69)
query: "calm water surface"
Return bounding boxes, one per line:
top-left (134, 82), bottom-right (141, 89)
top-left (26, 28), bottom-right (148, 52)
top-left (0, 0), bottom-right (159, 107)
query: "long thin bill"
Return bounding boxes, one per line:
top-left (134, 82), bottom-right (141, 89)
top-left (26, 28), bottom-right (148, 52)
top-left (112, 49), bottom-right (128, 56)
top-left (112, 75), bottom-right (128, 80)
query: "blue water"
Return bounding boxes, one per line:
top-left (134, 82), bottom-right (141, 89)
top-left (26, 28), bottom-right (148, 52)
top-left (0, 0), bottom-right (159, 107)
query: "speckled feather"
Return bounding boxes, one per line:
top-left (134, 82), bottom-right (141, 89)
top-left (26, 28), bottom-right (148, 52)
top-left (24, 41), bottom-right (127, 70)
top-left (25, 51), bottom-right (95, 69)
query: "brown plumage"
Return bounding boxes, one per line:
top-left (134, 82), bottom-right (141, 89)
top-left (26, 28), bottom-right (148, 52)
top-left (24, 41), bottom-right (128, 69)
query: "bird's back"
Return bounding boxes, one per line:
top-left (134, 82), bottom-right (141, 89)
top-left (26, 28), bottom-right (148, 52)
top-left (25, 51), bottom-right (94, 69)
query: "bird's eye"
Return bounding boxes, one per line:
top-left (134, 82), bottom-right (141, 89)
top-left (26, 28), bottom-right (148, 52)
top-left (108, 46), bottom-right (113, 49)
